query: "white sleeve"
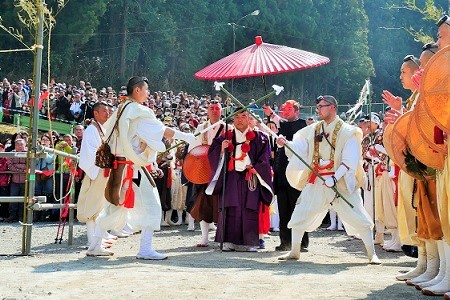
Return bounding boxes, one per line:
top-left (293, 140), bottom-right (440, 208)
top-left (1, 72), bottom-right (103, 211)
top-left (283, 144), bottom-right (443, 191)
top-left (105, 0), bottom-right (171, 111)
top-left (285, 139), bottom-right (308, 163)
top-left (341, 135), bottom-right (360, 193)
top-left (341, 136), bottom-right (360, 171)
top-left (135, 118), bottom-right (166, 152)
top-left (79, 126), bottom-right (102, 180)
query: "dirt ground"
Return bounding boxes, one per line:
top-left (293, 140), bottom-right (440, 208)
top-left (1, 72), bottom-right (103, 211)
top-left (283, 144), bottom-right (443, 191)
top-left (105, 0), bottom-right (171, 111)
top-left (0, 222), bottom-right (434, 300)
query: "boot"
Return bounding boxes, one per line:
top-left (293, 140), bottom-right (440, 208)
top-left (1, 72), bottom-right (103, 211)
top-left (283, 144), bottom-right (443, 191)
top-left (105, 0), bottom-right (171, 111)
top-left (86, 226), bottom-right (113, 256)
top-left (186, 213), bottom-right (195, 231)
top-left (278, 228), bottom-right (302, 260)
top-left (396, 246), bottom-right (427, 281)
top-left (360, 227), bottom-right (381, 264)
top-left (384, 229), bottom-right (402, 252)
top-left (136, 227), bottom-right (167, 260)
top-left (416, 240), bottom-right (446, 290)
top-left (422, 242), bottom-right (450, 295)
top-left (407, 240), bottom-right (440, 285)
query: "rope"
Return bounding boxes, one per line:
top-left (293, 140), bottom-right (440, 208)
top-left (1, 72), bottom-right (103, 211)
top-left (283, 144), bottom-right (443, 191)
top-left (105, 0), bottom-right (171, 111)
top-left (0, 48), bottom-right (33, 53)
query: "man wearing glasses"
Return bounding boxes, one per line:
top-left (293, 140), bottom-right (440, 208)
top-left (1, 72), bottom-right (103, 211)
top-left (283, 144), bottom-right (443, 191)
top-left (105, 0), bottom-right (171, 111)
top-left (277, 95), bottom-right (380, 264)
top-left (87, 76), bottom-right (196, 259)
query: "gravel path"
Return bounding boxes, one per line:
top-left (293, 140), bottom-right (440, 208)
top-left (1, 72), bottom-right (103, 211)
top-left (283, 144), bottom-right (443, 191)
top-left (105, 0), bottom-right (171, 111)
top-left (0, 222), bottom-right (433, 299)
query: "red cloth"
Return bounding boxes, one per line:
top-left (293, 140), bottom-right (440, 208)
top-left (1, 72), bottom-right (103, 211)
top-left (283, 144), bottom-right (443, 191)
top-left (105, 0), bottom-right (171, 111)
top-left (308, 162), bottom-right (334, 184)
top-left (375, 163), bottom-right (386, 178)
top-left (116, 160), bottom-right (135, 209)
top-left (434, 126), bottom-right (444, 144)
top-left (258, 203), bottom-right (270, 235)
top-left (393, 165), bottom-right (400, 207)
top-left (0, 158), bottom-right (10, 187)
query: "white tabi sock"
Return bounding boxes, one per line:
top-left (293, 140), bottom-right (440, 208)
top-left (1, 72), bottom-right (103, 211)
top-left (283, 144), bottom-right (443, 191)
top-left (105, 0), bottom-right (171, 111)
top-left (359, 227), bottom-right (381, 264)
top-left (327, 209), bottom-right (337, 230)
top-left (200, 221), bottom-right (209, 245)
top-left (278, 228), bottom-right (302, 260)
top-left (422, 242), bottom-right (450, 295)
top-left (407, 240), bottom-right (440, 285)
top-left (187, 213), bottom-right (195, 230)
top-left (174, 210), bottom-right (183, 225)
top-left (86, 220), bottom-right (96, 247)
top-left (417, 240), bottom-right (447, 289)
top-left (396, 246), bottom-right (427, 281)
top-left (137, 227), bottom-right (167, 260)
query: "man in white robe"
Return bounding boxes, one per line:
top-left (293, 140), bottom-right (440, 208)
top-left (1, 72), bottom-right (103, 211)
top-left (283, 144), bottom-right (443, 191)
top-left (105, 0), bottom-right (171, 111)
top-left (277, 95), bottom-right (380, 264)
top-left (87, 76), bottom-right (195, 259)
top-left (77, 102), bottom-right (111, 247)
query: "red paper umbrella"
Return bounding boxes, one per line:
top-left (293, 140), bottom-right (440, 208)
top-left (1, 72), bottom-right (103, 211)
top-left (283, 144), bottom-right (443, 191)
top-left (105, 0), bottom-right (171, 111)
top-left (195, 36), bottom-right (330, 80)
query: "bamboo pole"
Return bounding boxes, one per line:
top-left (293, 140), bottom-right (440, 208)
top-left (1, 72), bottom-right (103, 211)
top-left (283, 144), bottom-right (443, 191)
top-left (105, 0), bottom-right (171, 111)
top-left (23, 0), bottom-right (45, 255)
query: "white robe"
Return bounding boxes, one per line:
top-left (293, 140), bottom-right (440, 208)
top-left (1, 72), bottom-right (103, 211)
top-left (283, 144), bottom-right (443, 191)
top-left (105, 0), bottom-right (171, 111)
top-left (285, 117), bottom-right (373, 236)
top-left (77, 122), bottom-right (108, 222)
top-left (96, 101), bottom-right (166, 231)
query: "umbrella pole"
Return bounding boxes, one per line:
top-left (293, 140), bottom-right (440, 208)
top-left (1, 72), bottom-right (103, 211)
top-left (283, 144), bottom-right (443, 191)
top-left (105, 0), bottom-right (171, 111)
top-left (220, 98), bottom-right (230, 252)
top-left (261, 76), bottom-right (268, 99)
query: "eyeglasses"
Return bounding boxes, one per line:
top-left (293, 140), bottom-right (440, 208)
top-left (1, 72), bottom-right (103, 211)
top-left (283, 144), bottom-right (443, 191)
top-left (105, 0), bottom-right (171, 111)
top-left (422, 42), bottom-right (437, 54)
top-left (403, 55), bottom-right (421, 68)
top-left (128, 76), bottom-right (148, 88)
top-left (316, 104), bottom-right (332, 110)
top-left (437, 15), bottom-right (450, 27)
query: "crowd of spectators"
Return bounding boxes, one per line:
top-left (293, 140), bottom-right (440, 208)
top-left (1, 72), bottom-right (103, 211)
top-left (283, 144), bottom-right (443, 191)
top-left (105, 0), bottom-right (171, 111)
top-left (0, 77), bottom-right (281, 223)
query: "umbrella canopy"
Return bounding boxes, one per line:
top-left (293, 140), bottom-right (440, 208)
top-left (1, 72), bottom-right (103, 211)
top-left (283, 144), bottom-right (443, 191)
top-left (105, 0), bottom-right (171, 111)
top-left (195, 36), bottom-right (330, 80)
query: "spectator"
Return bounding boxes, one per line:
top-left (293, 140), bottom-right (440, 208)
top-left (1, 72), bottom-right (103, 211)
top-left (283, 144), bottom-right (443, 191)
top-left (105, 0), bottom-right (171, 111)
top-left (70, 91), bottom-right (84, 123)
top-left (52, 89), bottom-right (70, 120)
top-left (35, 134), bottom-right (55, 221)
top-left (5, 138), bottom-right (27, 222)
top-left (0, 143), bottom-right (10, 220)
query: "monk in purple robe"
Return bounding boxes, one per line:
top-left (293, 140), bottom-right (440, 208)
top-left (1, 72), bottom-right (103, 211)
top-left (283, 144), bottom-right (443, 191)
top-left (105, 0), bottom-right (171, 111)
top-left (206, 110), bottom-right (273, 251)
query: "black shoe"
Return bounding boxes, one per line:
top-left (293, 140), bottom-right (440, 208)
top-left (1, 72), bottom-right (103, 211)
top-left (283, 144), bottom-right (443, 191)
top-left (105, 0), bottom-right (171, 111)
top-left (300, 246), bottom-right (309, 253)
top-left (4, 215), bottom-right (18, 223)
top-left (258, 239), bottom-right (265, 249)
top-left (275, 244), bottom-right (291, 251)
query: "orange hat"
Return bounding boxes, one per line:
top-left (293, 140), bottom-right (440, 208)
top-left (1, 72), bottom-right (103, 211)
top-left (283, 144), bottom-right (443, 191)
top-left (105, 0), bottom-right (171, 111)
top-left (421, 45), bottom-right (450, 132)
top-left (407, 107), bottom-right (445, 170)
top-left (413, 99), bottom-right (447, 155)
top-left (390, 112), bottom-right (423, 180)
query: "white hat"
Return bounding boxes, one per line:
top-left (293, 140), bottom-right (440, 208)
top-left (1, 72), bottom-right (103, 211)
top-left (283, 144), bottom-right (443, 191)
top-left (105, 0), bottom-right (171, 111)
top-left (370, 113), bottom-right (381, 125)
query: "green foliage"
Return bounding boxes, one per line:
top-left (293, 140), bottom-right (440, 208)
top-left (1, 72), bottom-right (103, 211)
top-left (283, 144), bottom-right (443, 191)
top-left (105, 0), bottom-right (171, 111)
top-left (0, 0), bottom-right (447, 107)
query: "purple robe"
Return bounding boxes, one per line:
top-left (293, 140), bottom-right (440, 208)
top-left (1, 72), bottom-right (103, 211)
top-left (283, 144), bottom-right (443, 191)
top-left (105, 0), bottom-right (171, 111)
top-left (208, 130), bottom-right (273, 246)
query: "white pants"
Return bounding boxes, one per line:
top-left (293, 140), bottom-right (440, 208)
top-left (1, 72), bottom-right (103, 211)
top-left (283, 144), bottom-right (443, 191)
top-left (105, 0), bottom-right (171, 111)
top-left (288, 182), bottom-right (373, 236)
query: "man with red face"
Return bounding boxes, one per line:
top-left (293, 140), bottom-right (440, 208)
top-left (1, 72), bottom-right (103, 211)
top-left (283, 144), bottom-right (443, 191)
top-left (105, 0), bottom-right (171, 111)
top-left (186, 100), bottom-right (224, 247)
top-left (264, 100), bottom-right (309, 252)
